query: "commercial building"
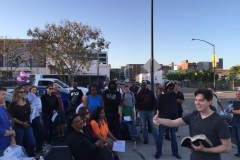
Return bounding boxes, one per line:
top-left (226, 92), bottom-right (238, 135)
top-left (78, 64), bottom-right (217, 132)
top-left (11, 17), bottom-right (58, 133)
top-left (124, 64), bottom-right (148, 80)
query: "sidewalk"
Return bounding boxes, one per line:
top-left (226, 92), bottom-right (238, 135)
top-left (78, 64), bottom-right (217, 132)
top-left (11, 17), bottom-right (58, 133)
top-left (118, 125), bottom-right (237, 160)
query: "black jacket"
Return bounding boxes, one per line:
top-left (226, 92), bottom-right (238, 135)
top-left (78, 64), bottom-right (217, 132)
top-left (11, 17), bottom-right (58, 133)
top-left (158, 93), bottom-right (178, 120)
top-left (67, 129), bottom-right (104, 160)
top-left (102, 81), bottom-right (121, 114)
top-left (136, 89), bottom-right (156, 111)
top-left (41, 93), bottom-right (58, 115)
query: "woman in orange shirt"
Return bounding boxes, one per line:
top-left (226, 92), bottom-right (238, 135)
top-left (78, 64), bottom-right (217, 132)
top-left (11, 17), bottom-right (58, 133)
top-left (90, 107), bottom-right (119, 160)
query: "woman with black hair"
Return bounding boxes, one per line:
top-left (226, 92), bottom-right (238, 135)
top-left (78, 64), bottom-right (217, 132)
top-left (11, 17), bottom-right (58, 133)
top-left (90, 107), bottom-right (119, 160)
top-left (87, 84), bottom-right (103, 113)
top-left (67, 113), bottom-right (112, 160)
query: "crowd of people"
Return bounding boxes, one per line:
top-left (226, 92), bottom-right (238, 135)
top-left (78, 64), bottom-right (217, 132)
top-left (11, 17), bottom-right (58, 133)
top-left (0, 79), bottom-right (239, 160)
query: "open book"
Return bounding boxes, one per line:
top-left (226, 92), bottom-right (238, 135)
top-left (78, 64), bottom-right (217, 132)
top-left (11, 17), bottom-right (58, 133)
top-left (181, 134), bottom-right (213, 148)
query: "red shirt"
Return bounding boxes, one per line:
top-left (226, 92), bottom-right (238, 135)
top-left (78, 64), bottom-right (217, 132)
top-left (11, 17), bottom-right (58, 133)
top-left (52, 91), bottom-right (63, 110)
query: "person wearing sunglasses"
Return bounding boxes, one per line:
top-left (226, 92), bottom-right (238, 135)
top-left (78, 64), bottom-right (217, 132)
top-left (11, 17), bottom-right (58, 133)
top-left (155, 81), bottom-right (181, 159)
top-left (67, 113), bottom-right (112, 160)
top-left (78, 107), bottom-right (91, 133)
top-left (8, 87), bottom-right (36, 157)
top-left (40, 84), bottom-right (58, 144)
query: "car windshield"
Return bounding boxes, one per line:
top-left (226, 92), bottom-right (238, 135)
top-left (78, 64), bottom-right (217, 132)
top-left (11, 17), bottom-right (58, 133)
top-left (54, 80), bottom-right (69, 88)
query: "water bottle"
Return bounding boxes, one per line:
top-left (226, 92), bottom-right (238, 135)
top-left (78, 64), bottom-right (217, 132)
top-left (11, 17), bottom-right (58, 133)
top-left (39, 156), bottom-right (44, 160)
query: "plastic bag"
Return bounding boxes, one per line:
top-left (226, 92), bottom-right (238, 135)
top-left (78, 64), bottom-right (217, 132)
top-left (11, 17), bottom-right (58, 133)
top-left (0, 145), bottom-right (28, 160)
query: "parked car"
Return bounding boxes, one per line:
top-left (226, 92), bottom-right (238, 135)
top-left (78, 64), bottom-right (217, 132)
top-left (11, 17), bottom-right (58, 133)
top-left (118, 80), bottom-right (125, 85)
top-left (135, 81), bottom-right (140, 86)
top-left (5, 86), bottom-right (70, 113)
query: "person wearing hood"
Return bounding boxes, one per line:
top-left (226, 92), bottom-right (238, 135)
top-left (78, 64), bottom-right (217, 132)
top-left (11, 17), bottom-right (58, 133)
top-left (155, 81), bottom-right (181, 159)
top-left (102, 80), bottom-right (122, 140)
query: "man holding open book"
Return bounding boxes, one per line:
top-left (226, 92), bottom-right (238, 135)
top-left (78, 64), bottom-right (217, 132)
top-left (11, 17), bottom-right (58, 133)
top-left (153, 89), bottom-right (231, 160)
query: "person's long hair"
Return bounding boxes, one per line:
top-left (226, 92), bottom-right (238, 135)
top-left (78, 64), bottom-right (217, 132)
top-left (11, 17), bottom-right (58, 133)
top-left (90, 107), bottom-right (103, 122)
top-left (12, 86), bottom-right (25, 102)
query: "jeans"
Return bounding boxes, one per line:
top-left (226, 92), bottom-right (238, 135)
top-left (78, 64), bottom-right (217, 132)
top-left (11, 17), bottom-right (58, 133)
top-left (140, 110), bottom-right (158, 142)
top-left (156, 125), bottom-right (178, 156)
top-left (121, 120), bottom-right (137, 138)
top-left (31, 116), bottom-right (45, 151)
top-left (42, 114), bottom-right (54, 143)
top-left (232, 121), bottom-right (240, 153)
top-left (14, 126), bottom-right (36, 157)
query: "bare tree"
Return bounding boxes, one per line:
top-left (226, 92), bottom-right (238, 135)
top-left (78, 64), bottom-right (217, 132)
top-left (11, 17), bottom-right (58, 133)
top-left (27, 20), bottom-right (110, 84)
top-left (0, 38), bottom-right (30, 77)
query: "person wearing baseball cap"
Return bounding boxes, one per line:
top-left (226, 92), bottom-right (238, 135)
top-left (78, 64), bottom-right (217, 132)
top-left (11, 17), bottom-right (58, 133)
top-left (155, 81), bottom-right (181, 159)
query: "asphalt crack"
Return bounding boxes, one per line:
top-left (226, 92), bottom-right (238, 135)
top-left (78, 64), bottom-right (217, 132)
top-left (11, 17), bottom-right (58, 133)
top-left (133, 148), bottom-right (146, 160)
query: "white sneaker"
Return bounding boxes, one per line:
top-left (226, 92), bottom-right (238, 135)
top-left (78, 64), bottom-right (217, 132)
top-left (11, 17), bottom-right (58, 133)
top-left (176, 131), bottom-right (180, 137)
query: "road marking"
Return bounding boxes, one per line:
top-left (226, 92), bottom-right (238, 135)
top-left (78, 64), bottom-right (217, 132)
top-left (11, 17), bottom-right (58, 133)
top-left (52, 145), bottom-right (68, 148)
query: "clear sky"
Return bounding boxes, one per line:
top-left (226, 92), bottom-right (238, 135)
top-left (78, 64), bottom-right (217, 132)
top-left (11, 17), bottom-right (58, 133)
top-left (0, 0), bottom-right (239, 69)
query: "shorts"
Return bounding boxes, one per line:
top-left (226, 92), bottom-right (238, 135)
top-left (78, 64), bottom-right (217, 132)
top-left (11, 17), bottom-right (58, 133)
top-left (54, 109), bottom-right (66, 125)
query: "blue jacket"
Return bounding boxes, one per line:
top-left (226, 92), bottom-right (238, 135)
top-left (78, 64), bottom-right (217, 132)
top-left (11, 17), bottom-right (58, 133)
top-left (0, 107), bottom-right (11, 149)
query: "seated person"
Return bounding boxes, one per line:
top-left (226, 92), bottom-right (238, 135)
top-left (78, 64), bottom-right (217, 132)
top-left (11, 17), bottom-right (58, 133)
top-left (67, 113), bottom-right (108, 160)
top-left (120, 99), bottom-right (141, 143)
top-left (90, 107), bottom-right (119, 160)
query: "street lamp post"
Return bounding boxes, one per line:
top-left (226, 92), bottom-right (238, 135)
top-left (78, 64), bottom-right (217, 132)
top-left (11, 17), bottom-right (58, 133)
top-left (192, 38), bottom-right (216, 91)
top-left (150, 0), bottom-right (154, 91)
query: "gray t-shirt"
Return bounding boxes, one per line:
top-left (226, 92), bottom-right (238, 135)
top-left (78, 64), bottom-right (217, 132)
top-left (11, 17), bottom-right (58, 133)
top-left (182, 111), bottom-right (230, 160)
top-left (122, 91), bottom-right (135, 108)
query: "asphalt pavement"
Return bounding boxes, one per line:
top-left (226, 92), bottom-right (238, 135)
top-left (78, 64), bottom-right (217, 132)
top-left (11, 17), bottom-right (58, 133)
top-left (43, 87), bottom-right (238, 160)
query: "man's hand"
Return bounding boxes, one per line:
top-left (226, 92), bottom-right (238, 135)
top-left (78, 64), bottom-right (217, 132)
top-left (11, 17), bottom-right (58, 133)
top-left (95, 140), bottom-right (104, 148)
top-left (52, 110), bottom-right (56, 114)
top-left (191, 141), bottom-right (205, 152)
top-left (153, 110), bottom-right (160, 125)
top-left (23, 122), bottom-right (30, 128)
top-left (11, 130), bottom-right (16, 137)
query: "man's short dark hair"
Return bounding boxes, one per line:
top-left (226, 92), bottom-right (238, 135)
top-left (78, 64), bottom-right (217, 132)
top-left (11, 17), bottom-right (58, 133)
top-left (0, 87), bottom-right (7, 92)
top-left (194, 89), bottom-right (213, 101)
top-left (156, 83), bottom-right (160, 86)
top-left (125, 85), bottom-right (129, 88)
top-left (121, 98), bottom-right (126, 102)
top-left (46, 83), bottom-right (53, 89)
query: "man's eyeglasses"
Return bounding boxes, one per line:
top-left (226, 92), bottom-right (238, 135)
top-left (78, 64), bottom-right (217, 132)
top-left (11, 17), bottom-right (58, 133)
top-left (168, 88), bottom-right (174, 90)
top-left (48, 88), bottom-right (53, 90)
top-left (86, 112), bottom-right (90, 114)
top-left (18, 91), bottom-right (25, 93)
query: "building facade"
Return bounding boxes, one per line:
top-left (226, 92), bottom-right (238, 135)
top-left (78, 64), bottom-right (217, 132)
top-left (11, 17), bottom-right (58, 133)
top-left (124, 64), bottom-right (148, 80)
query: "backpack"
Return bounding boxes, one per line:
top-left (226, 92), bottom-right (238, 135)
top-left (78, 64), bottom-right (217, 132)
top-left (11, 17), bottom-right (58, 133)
top-left (123, 92), bottom-right (134, 105)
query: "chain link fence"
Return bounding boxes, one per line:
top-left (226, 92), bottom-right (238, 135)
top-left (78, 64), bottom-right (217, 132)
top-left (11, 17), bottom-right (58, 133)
top-left (181, 80), bottom-right (240, 91)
